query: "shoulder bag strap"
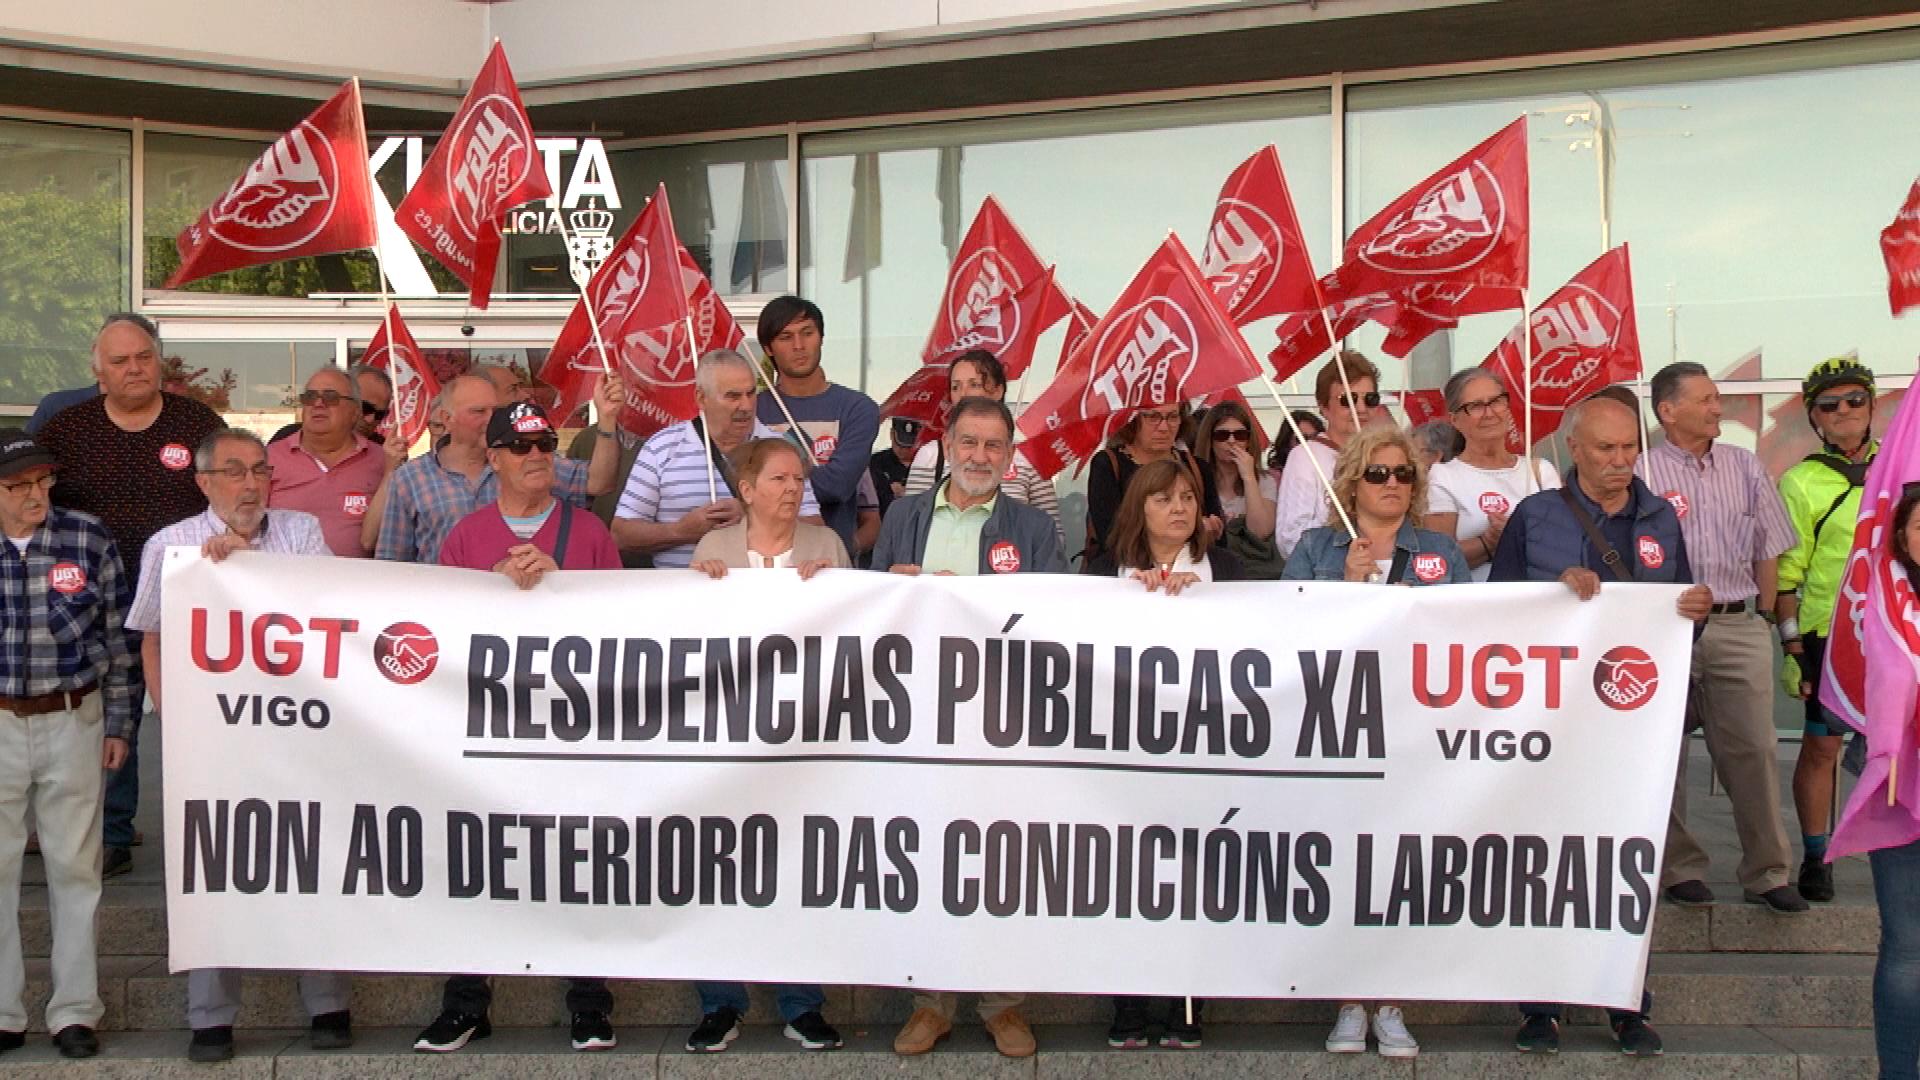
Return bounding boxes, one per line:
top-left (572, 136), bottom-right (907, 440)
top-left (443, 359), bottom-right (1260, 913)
top-left (551, 501), bottom-right (574, 569)
top-left (1385, 544), bottom-right (1411, 585)
top-left (1558, 484), bottom-right (1635, 583)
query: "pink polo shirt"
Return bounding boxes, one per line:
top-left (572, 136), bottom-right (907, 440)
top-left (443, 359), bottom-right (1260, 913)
top-left (267, 433), bottom-right (387, 557)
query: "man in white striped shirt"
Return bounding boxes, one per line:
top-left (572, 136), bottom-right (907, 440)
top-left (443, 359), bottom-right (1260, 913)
top-left (612, 352), bottom-right (820, 569)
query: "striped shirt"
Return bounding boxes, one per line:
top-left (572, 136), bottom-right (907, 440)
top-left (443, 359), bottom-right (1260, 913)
top-left (1641, 439), bottom-right (1797, 604)
top-left (615, 419), bottom-right (821, 569)
top-left (902, 441), bottom-right (1063, 542)
top-left (374, 446), bottom-right (589, 565)
top-left (0, 508), bottom-right (138, 738)
top-left (128, 509), bottom-right (331, 634)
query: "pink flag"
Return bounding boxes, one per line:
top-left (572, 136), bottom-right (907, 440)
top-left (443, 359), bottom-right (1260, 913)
top-left (1823, 388), bottom-right (1920, 857)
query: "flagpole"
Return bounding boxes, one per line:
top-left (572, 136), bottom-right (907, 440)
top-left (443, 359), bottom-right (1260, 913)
top-left (683, 309), bottom-right (718, 503)
top-left (550, 211), bottom-right (617, 377)
top-left (1521, 288), bottom-right (1537, 494)
top-left (353, 77), bottom-right (403, 444)
top-left (1258, 370), bottom-right (1356, 539)
top-left (1303, 277), bottom-right (1362, 432)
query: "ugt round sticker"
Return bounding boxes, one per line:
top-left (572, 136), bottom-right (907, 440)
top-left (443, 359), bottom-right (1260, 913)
top-left (47, 562), bottom-right (87, 594)
top-left (159, 444), bottom-right (192, 471)
top-left (988, 541), bottom-right (1021, 574)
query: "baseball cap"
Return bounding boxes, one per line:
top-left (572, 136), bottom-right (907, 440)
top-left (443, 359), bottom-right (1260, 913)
top-left (0, 428), bottom-right (59, 481)
top-left (485, 402), bottom-right (555, 448)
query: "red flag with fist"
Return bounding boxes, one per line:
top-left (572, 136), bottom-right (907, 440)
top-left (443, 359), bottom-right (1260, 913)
top-left (1881, 178), bottom-right (1920, 316)
top-left (364, 306), bottom-right (437, 448)
top-left (1482, 244), bottom-right (1640, 451)
top-left (395, 42), bottom-right (551, 309)
top-left (1018, 236), bottom-right (1260, 478)
top-left (1327, 118), bottom-right (1529, 302)
top-left (167, 81), bottom-right (378, 288)
top-left (1202, 146), bottom-right (1321, 325)
top-left (923, 196), bottom-right (1071, 366)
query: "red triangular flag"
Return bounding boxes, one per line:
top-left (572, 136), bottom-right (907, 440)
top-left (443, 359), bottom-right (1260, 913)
top-left (1202, 146), bottom-right (1321, 325)
top-left (395, 42), bottom-right (552, 309)
top-left (1328, 118), bottom-right (1529, 302)
top-left (1401, 389), bottom-right (1448, 428)
top-left (1267, 286), bottom-right (1382, 383)
top-left (922, 196), bottom-right (1071, 364)
top-left (877, 363), bottom-right (952, 429)
top-left (167, 81), bottom-right (378, 288)
top-left (1376, 283), bottom-right (1525, 357)
top-left (1018, 235), bottom-right (1261, 478)
top-left (1483, 244), bottom-right (1640, 452)
top-left (1881, 178), bottom-right (1920, 316)
top-left (365, 306), bottom-right (438, 447)
top-left (925, 266), bottom-right (1068, 381)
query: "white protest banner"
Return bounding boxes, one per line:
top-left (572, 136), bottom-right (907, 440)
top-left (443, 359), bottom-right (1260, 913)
top-left (159, 553), bottom-right (1689, 1008)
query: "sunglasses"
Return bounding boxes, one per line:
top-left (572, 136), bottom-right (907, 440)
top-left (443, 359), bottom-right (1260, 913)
top-left (1337, 391), bottom-right (1382, 409)
top-left (500, 435), bottom-right (559, 456)
top-left (1362, 464), bottom-right (1417, 485)
top-left (1211, 427), bottom-right (1252, 443)
top-left (299, 389), bottom-right (352, 407)
top-left (1813, 391), bottom-right (1871, 413)
top-left (361, 402), bottom-right (390, 420)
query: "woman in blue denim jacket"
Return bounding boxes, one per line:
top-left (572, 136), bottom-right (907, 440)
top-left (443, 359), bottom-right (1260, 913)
top-left (1283, 425), bottom-right (1471, 588)
top-left (1280, 424), bottom-right (1467, 1059)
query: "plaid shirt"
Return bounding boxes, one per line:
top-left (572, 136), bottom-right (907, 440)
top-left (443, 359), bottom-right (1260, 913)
top-left (375, 448), bottom-right (588, 564)
top-left (0, 508), bottom-right (137, 738)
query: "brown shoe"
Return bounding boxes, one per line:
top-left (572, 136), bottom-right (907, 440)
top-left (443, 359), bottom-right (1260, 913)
top-left (984, 1009), bottom-right (1036, 1058)
top-left (892, 1008), bottom-right (951, 1055)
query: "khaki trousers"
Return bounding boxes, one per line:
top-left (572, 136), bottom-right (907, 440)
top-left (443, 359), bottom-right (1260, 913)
top-left (0, 695), bottom-right (105, 1032)
top-left (1663, 612), bottom-right (1792, 893)
top-left (911, 990), bottom-right (1025, 1022)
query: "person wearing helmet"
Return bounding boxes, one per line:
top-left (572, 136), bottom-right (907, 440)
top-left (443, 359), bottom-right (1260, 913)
top-left (1774, 356), bottom-right (1879, 903)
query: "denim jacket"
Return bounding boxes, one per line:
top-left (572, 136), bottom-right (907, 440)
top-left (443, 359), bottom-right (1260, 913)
top-left (1282, 519), bottom-right (1472, 585)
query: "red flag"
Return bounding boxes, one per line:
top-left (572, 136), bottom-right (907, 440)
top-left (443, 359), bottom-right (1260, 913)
top-left (167, 81), bottom-right (378, 288)
top-left (1881, 179), bottom-right (1920, 316)
top-left (1018, 236), bottom-right (1261, 478)
top-left (926, 267), bottom-right (1068, 381)
top-left (877, 364), bottom-right (952, 430)
top-left (682, 246), bottom-right (747, 358)
top-left (364, 307), bottom-right (437, 447)
top-left (542, 185), bottom-right (697, 439)
top-left (1401, 389), bottom-right (1448, 428)
top-left (1377, 283), bottom-right (1526, 357)
top-left (1482, 244), bottom-right (1640, 452)
top-left (1328, 118), bottom-right (1529, 302)
top-left (395, 42), bottom-right (551, 310)
top-left (1268, 286), bottom-right (1382, 383)
top-left (1202, 146), bottom-right (1321, 324)
top-left (922, 196), bottom-right (1071, 365)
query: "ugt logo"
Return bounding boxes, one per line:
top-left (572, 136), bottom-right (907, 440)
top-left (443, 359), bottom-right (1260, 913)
top-left (1358, 164), bottom-right (1505, 275)
top-left (373, 622), bottom-right (440, 686)
top-left (1083, 300), bottom-right (1200, 428)
top-left (447, 98), bottom-right (533, 241)
top-left (208, 123), bottom-right (339, 254)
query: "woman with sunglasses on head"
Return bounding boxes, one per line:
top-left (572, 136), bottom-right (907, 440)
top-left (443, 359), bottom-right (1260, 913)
top-left (1274, 352), bottom-right (1384, 559)
top-left (1423, 368), bottom-right (1560, 583)
top-left (1283, 425), bottom-right (1466, 1060)
top-left (902, 349), bottom-right (1061, 538)
top-left (1084, 402), bottom-right (1223, 567)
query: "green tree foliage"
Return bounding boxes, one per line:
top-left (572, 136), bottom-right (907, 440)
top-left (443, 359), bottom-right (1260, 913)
top-left (0, 183), bottom-right (126, 403)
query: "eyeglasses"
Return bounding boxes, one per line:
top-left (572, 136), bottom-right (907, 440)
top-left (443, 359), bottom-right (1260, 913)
top-left (361, 402), bottom-right (390, 421)
top-left (1361, 464), bottom-right (1417, 486)
top-left (1337, 391), bottom-right (1382, 409)
top-left (1813, 391), bottom-right (1871, 413)
top-left (1211, 427), bottom-right (1252, 443)
top-left (501, 435), bottom-right (559, 456)
top-left (299, 389), bottom-right (352, 407)
top-left (1453, 392), bottom-right (1510, 418)
top-left (200, 464), bottom-right (274, 482)
top-left (1138, 409), bottom-right (1182, 427)
top-left (0, 474), bottom-right (55, 496)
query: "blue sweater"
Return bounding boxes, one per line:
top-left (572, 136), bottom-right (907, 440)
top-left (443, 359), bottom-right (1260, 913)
top-left (759, 382), bottom-right (880, 558)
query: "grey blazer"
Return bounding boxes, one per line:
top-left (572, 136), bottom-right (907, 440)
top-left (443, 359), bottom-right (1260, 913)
top-left (690, 521), bottom-right (851, 568)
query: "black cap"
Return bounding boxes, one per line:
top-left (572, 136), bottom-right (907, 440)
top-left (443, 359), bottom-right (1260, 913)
top-left (890, 417), bottom-right (923, 443)
top-left (486, 402), bottom-right (556, 448)
top-left (0, 428), bottom-right (58, 480)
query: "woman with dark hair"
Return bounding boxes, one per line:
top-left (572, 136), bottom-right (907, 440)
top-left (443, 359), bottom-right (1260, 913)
top-left (1861, 481), bottom-right (1920, 1080)
top-left (1086, 458), bottom-right (1243, 592)
top-left (1084, 403), bottom-right (1223, 567)
top-left (901, 349), bottom-right (1061, 538)
top-left (1193, 401), bottom-right (1276, 541)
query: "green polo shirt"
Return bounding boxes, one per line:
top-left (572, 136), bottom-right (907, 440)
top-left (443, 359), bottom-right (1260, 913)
top-left (924, 482), bottom-right (997, 576)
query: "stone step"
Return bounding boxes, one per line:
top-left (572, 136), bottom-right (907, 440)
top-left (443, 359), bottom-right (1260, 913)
top-left (0, 1024), bottom-right (1881, 1078)
top-left (24, 881), bottom-right (1882, 960)
top-left (13, 952), bottom-right (1875, 1034)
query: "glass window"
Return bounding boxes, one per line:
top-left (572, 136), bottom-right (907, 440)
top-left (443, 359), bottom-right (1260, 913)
top-left (609, 138), bottom-right (790, 298)
top-left (800, 93), bottom-right (1335, 403)
top-left (1342, 34), bottom-right (1920, 393)
top-left (0, 119), bottom-right (130, 407)
top-left (162, 339), bottom-right (339, 439)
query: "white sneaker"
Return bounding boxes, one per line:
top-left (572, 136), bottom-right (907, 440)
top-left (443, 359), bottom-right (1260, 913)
top-left (1372, 1005), bottom-right (1419, 1058)
top-left (1325, 1003), bottom-right (1368, 1053)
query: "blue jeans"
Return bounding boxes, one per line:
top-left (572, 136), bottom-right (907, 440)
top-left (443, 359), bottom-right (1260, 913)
top-left (695, 982), bottom-right (823, 1023)
top-left (102, 714), bottom-right (141, 850)
top-left (1871, 836), bottom-right (1920, 1080)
